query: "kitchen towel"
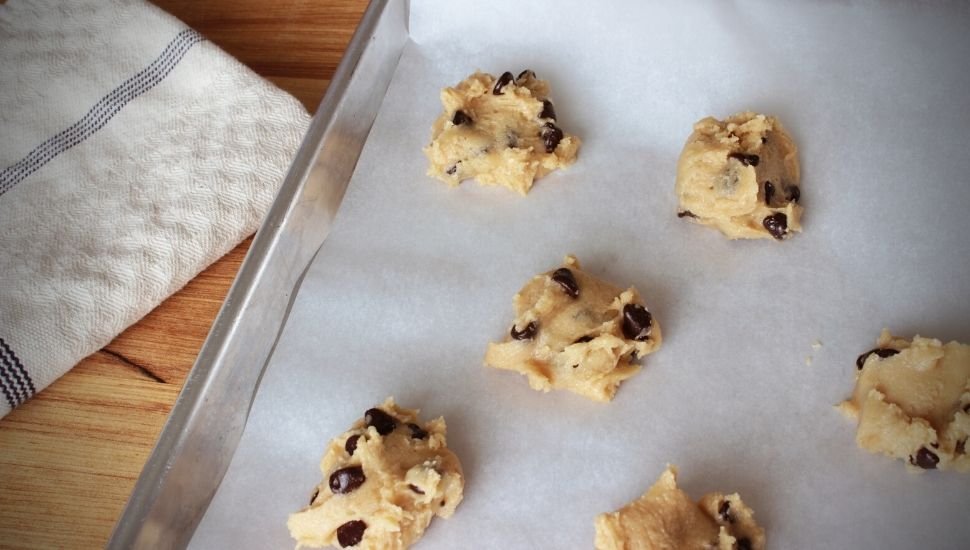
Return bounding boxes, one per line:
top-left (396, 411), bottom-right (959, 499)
top-left (0, 0), bottom-right (311, 416)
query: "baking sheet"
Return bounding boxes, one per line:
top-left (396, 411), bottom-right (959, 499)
top-left (190, 1), bottom-right (970, 548)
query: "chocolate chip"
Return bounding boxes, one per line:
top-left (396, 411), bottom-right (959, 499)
top-left (407, 422), bottom-right (429, 440)
top-left (539, 99), bottom-right (556, 121)
top-left (440, 499), bottom-right (446, 506)
top-left (573, 335), bottom-right (595, 344)
top-left (964, 404), bottom-right (970, 413)
top-left (855, 348), bottom-right (900, 370)
top-left (517, 69), bottom-right (535, 81)
top-left (762, 213), bottom-right (788, 240)
top-left (364, 408), bottom-right (397, 435)
top-left (957, 439), bottom-right (966, 455)
top-left (728, 152), bottom-right (760, 166)
top-left (540, 122), bottom-right (564, 153)
top-left (345, 434), bottom-right (361, 456)
top-left (329, 466), bottom-right (366, 494)
top-left (761, 136), bottom-right (768, 144)
top-left (445, 165), bottom-right (457, 175)
top-left (677, 210), bottom-right (697, 218)
top-left (621, 304), bottom-right (653, 341)
top-left (408, 484), bottom-right (425, 495)
top-left (493, 71), bottom-right (514, 95)
top-left (872, 348), bottom-right (899, 359)
top-left (506, 131), bottom-right (519, 148)
top-left (511, 321), bottom-right (538, 340)
top-left (452, 110), bottom-right (472, 125)
top-left (310, 487), bottom-right (319, 505)
top-left (763, 181), bottom-right (775, 206)
top-left (718, 500), bottom-right (734, 524)
top-left (737, 538), bottom-right (753, 550)
top-left (550, 267), bottom-right (579, 298)
top-left (785, 185), bottom-right (801, 203)
top-left (336, 520), bottom-right (367, 547)
top-left (910, 447), bottom-right (939, 469)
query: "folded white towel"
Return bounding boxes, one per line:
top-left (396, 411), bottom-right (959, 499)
top-left (0, 0), bottom-right (310, 416)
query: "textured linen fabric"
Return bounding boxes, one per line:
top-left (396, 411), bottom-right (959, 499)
top-left (0, 0), bottom-right (311, 416)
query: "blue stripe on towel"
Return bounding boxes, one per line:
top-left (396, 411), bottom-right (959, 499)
top-left (0, 367), bottom-right (18, 409)
top-left (0, 337), bottom-right (33, 408)
top-left (0, 28), bottom-right (206, 197)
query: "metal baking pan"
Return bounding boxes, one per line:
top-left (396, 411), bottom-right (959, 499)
top-left (110, 1), bottom-right (970, 547)
top-left (108, 1), bottom-right (408, 547)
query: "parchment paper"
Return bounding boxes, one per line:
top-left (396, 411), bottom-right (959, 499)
top-left (190, 1), bottom-right (970, 548)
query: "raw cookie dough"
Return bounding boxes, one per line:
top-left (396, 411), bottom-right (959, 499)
top-left (839, 329), bottom-right (970, 473)
top-left (424, 70), bottom-right (580, 195)
top-left (287, 398), bottom-right (464, 548)
top-left (675, 112), bottom-right (801, 240)
top-left (595, 465), bottom-right (765, 550)
top-left (484, 255), bottom-right (661, 402)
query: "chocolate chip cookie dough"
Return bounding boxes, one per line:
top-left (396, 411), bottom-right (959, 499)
top-left (424, 70), bottom-right (580, 195)
top-left (484, 255), bottom-right (661, 402)
top-left (676, 112), bottom-right (801, 240)
top-left (839, 330), bottom-right (970, 473)
top-left (287, 398), bottom-right (464, 548)
top-left (595, 465), bottom-right (765, 550)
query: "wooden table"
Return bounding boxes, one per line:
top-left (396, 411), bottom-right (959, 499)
top-left (0, 1), bottom-right (368, 547)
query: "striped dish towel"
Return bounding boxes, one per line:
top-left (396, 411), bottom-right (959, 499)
top-left (0, 0), bottom-right (310, 416)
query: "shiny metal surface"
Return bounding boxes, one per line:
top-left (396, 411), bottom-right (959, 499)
top-left (107, 1), bottom-right (408, 547)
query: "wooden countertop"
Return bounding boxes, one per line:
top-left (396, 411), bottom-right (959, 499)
top-left (0, 1), bottom-right (369, 547)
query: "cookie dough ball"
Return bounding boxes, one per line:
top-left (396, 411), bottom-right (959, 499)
top-left (676, 112), bottom-right (801, 240)
top-left (424, 70), bottom-right (580, 195)
top-left (839, 330), bottom-right (970, 473)
top-left (594, 465), bottom-right (765, 550)
top-left (287, 398), bottom-right (464, 548)
top-left (484, 255), bottom-right (661, 402)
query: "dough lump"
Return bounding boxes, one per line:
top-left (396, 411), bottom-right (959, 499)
top-left (287, 398), bottom-right (464, 548)
top-left (594, 465), bottom-right (765, 550)
top-left (840, 330), bottom-right (970, 473)
top-left (424, 70), bottom-right (580, 195)
top-left (676, 112), bottom-right (801, 240)
top-left (484, 255), bottom-right (661, 402)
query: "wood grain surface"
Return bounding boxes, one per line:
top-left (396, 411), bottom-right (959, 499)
top-left (0, 1), bottom-right (368, 548)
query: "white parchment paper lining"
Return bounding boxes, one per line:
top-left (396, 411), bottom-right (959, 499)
top-left (191, 1), bottom-right (970, 548)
